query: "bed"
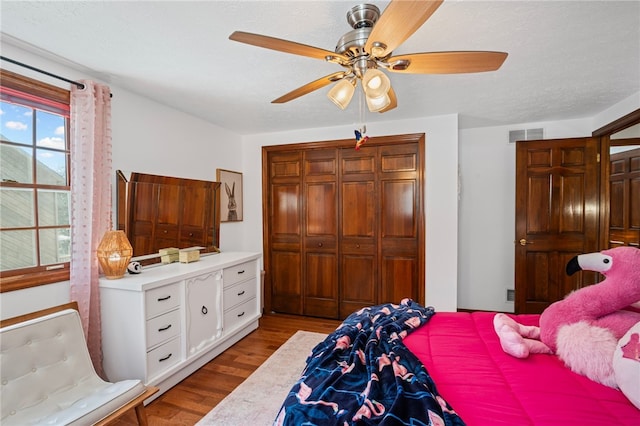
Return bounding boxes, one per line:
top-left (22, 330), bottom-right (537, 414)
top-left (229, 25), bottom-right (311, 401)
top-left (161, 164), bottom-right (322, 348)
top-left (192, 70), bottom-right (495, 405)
top-left (275, 301), bottom-right (639, 426)
top-left (404, 311), bottom-right (639, 425)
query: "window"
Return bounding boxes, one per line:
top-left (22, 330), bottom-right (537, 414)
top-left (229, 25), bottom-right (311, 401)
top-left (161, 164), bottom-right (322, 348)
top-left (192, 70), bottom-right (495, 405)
top-left (0, 69), bottom-right (71, 292)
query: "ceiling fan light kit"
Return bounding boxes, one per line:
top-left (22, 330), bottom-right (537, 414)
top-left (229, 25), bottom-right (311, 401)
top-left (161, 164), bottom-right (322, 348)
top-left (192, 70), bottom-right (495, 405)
top-left (229, 0), bottom-right (507, 114)
top-left (366, 92), bottom-right (391, 112)
top-left (328, 78), bottom-right (356, 110)
top-left (362, 68), bottom-right (391, 98)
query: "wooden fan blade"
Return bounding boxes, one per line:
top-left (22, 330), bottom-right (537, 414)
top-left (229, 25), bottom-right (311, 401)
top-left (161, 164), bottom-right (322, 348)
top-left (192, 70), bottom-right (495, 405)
top-left (365, 0), bottom-right (443, 57)
top-left (379, 87), bottom-right (397, 113)
top-left (229, 31), bottom-right (349, 62)
top-left (272, 72), bottom-right (347, 104)
top-left (387, 51), bottom-right (508, 74)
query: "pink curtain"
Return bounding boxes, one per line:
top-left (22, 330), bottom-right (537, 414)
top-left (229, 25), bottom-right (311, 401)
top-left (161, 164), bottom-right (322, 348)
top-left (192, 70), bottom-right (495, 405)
top-left (70, 81), bottom-right (112, 378)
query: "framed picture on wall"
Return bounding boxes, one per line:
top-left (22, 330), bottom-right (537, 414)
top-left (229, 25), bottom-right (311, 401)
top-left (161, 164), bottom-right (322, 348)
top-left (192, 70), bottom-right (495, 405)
top-left (216, 169), bottom-right (243, 222)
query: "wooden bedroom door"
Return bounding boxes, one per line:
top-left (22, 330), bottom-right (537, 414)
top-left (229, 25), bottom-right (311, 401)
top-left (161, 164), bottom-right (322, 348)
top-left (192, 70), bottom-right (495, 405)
top-left (514, 137), bottom-right (600, 314)
top-left (608, 146), bottom-right (640, 248)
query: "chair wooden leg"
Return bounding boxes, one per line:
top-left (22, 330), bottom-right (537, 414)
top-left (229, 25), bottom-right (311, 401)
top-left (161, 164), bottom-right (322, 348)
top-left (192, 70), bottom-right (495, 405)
top-left (134, 403), bottom-right (149, 426)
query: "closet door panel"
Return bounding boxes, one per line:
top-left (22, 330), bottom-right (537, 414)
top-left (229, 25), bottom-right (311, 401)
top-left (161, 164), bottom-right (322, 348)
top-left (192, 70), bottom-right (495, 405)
top-left (272, 184), bottom-right (301, 237)
top-left (380, 255), bottom-right (419, 303)
top-left (267, 150), bottom-right (303, 315)
top-left (270, 251), bottom-right (302, 314)
top-left (381, 180), bottom-right (417, 238)
top-left (379, 143), bottom-right (422, 305)
top-left (303, 149), bottom-right (338, 318)
top-left (269, 181), bottom-right (301, 315)
top-left (340, 254), bottom-right (376, 317)
top-left (340, 146), bottom-right (378, 315)
top-left (304, 252), bottom-right (338, 318)
top-left (305, 182), bottom-right (337, 236)
top-left (341, 181), bottom-right (375, 237)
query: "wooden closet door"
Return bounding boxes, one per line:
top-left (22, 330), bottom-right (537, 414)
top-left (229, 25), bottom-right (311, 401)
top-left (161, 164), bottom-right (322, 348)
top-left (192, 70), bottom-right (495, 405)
top-left (379, 143), bottom-right (423, 304)
top-left (303, 149), bottom-right (339, 318)
top-left (262, 134), bottom-right (425, 319)
top-left (339, 146), bottom-right (378, 318)
top-left (339, 146), bottom-right (378, 317)
top-left (267, 151), bottom-right (303, 314)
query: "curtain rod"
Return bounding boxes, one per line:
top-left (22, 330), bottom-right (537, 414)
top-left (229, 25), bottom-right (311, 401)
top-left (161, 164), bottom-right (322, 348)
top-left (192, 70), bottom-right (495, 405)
top-left (1, 55), bottom-right (115, 99)
top-left (1, 55), bottom-right (86, 89)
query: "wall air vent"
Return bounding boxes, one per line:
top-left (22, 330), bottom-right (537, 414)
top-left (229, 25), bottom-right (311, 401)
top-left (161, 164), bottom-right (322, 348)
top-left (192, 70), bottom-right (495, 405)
top-left (506, 289), bottom-right (515, 302)
top-left (509, 128), bottom-right (544, 143)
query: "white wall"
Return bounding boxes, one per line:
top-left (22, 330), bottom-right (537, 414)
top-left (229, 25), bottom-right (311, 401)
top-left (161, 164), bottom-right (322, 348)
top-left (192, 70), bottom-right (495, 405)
top-left (458, 118), bottom-right (593, 312)
top-left (242, 115), bottom-right (460, 312)
top-left (592, 92), bottom-right (640, 131)
top-left (0, 43), bottom-right (244, 318)
top-left (109, 89), bottom-right (245, 254)
top-left (457, 92), bottom-right (639, 313)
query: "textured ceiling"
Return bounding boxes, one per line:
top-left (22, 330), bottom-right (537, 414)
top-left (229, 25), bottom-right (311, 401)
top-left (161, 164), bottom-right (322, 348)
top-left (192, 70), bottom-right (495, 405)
top-left (1, 1), bottom-right (638, 135)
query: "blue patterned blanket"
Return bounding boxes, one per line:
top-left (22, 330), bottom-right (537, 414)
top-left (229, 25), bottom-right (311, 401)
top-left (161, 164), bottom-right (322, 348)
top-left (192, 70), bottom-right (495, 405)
top-left (273, 299), bottom-right (466, 426)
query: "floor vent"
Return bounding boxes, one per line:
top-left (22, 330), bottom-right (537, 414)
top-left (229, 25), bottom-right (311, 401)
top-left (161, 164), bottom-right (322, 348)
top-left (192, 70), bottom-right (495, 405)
top-left (506, 289), bottom-right (515, 302)
top-left (509, 128), bottom-right (544, 143)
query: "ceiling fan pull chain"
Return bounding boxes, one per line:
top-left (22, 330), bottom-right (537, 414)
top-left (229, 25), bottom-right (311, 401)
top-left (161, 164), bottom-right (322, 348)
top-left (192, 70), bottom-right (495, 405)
top-left (354, 88), bottom-right (369, 151)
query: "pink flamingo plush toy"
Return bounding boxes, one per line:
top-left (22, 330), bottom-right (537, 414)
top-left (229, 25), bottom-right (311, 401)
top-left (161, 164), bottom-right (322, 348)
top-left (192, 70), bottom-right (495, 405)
top-left (494, 246), bottom-right (640, 388)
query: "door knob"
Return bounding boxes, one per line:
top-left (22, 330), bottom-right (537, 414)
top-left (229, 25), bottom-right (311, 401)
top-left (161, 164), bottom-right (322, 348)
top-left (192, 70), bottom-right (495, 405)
top-left (519, 239), bottom-right (533, 246)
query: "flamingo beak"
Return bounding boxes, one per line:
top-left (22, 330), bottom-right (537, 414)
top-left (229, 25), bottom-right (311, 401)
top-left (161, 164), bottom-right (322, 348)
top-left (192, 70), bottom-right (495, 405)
top-left (566, 256), bottom-right (581, 276)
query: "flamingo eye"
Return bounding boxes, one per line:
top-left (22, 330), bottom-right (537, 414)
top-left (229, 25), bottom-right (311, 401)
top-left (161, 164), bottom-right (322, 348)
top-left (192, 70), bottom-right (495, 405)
top-left (603, 259), bottom-right (610, 264)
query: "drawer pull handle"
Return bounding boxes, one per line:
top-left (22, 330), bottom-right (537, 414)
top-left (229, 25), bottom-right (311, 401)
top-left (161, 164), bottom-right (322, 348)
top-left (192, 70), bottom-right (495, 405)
top-left (163, 230), bottom-right (168, 234)
top-left (201, 305), bottom-right (208, 315)
top-left (237, 290), bottom-right (245, 296)
top-left (237, 270), bottom-right (245, 275)
top-left (237, 311), bottom-right (245, 318)
top-left (189, 232), bottom-right (194, 237)
top-left (158, 324), bottom-right (172, 332)
top-left (318, 242), bottom-right (323, 247)
top-left (159, 353), bottom-right (172, 362)
top-left (157, 295), bottom-right (171, 302)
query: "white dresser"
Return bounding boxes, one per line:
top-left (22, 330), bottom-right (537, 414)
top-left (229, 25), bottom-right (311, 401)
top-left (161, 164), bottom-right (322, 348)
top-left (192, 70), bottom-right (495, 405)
top-left (99, 251), bottom-right (261, 400)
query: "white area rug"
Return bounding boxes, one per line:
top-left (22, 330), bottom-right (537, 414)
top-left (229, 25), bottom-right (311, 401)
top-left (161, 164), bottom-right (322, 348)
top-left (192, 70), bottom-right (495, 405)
top-left (196, 330), bottom-right (326, 426)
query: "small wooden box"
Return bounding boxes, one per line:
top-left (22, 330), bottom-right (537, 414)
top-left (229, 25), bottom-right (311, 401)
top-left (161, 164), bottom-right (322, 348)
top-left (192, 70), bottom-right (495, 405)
top-left (159, 247), bottom-right (179, 264)
top-left (179, 249), bottom-right (200, 263)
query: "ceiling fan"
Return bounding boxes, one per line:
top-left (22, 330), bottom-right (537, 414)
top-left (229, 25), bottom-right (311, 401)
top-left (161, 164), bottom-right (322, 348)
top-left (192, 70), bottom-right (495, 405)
top-left (229, 0), bottom-right (508, 113)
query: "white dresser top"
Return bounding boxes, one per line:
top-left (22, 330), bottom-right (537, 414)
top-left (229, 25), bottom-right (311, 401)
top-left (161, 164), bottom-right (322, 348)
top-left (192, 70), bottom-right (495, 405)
top-left (99, 251), bottom-right (261, 292)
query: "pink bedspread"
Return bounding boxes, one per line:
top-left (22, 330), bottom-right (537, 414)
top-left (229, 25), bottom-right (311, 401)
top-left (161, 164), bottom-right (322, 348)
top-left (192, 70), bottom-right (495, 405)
top-left (403, 311), bottom-right (640, 426)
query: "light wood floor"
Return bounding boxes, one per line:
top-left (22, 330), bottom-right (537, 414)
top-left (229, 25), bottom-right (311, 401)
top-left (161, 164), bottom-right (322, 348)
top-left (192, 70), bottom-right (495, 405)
top-left (112, 313), bottom-right (342, 426)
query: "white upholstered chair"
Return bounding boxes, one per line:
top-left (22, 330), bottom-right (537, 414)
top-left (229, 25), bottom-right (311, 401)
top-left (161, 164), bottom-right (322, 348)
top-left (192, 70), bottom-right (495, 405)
top-left (0, 302), bottom-right (158, 425)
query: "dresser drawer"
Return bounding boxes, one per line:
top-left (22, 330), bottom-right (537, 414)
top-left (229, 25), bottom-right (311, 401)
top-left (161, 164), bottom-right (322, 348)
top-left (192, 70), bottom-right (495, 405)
top-left (223, 298), bottom-right (256, 331)
top-left (223, 279), bottom-right (257, 311)
top-left (224, 260), bottom-right (257, 287)
top-left (146, 309), bottom-right (181, 349)
top-left (145, 282), bottom-right (181, 319)
top-left (147, 336), bottom-right (181, 380)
